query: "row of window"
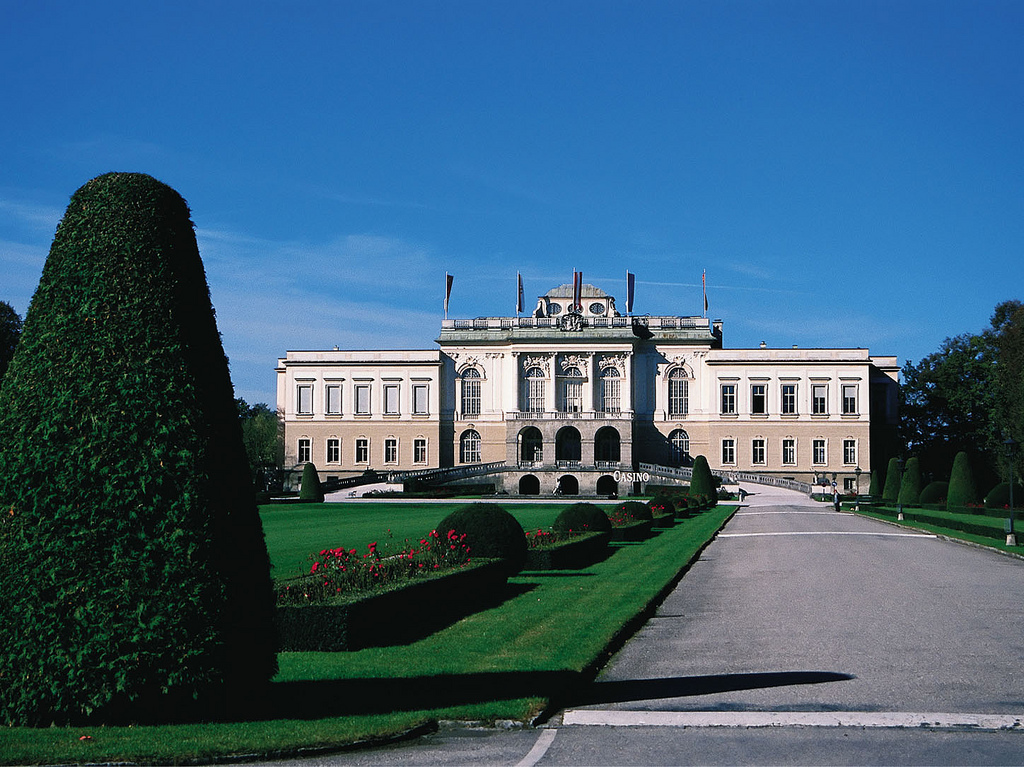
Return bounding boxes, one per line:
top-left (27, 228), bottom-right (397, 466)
top-left (297, 436), bottom-right (429, 465)
top-left (719, 382), bottom-right (858, 417)
top-left (296, 382), bottom-right (430, 417)
top-left (517, 366), bottom-right (622, 413)
top-left (720, 437), bottom-right (858, 466)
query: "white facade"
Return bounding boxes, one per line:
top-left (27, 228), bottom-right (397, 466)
top-left (276, 283), bottom-right (898, 495)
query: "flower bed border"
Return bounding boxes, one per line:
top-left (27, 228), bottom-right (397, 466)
top-left (610, 518), bottom-right (656, 542)
top-left (276, 560), bottom-right (508, 652)
top-left (523, 531), bottom-right (612, 570)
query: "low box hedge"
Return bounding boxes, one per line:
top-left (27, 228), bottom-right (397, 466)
top-left (610, 518), bottom-right (656, 542)
top-left (276, 560), bottom-right (508, 651)
top-left (652, 513), bottom-right (676, 529)
top-left (523, 531), bottom-right (612, 570)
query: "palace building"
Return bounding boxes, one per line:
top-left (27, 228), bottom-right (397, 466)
top-left (276, 282), bottom-right (898, 496)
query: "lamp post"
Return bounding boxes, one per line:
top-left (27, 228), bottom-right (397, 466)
top-left (855, 466), bottom-right (862, 510)
top-left (1006, 437), bottom-right (1018, 547)
top-left (896, 456), bottom-right (905, 521)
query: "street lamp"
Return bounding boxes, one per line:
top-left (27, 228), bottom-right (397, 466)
top-left (1005, 437), bottom-right (1018, 547)
top-left (896, 456), bottom-right (905, 521)
top-left (855, 466), bottom-right (862, 510)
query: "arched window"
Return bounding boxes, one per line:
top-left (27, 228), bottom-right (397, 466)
top-left (668, 368), bottom-right (689, 416)
top-left (522, 367), bottom-right (545, 413)
top-left (460, 429), bottom-right (481, 463)
top-left (461, 368), bottom-right (481, 416)
top-left (560, 367), bottom-right (584, 413)
top-left (669, 429), bottom-right (690, 465)
top-left (601, 367), bottom-right (620, 413)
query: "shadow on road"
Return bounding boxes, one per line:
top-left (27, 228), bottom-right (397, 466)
top-left (270, 670), bottom-right (854, 720)
top-left (571, 671), bottom-right (856, 706)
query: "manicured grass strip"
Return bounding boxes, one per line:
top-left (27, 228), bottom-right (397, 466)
top-left (854, 507), bottom-right (1024, 555)
top-left (2, 505), bottom-right (732, 765)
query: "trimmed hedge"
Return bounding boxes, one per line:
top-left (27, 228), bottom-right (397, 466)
top-left (0, 174), bottom-right (277, 726)
top-left (897, 457), bottom-right (922, 506)
top-left (984, 482), bottom-right (1024, 510)
top-left (523, 532), bottom-right (612, 570)
top-left (882, 457), bottom-right (902, 502)
top-left (299, 462), bottom-right (325, 502)
top-left (947, 451), bottom-right (978, 509)
top-left (689, 455), bottom-right (716, 499)
top-left (436, 503), bottom-right (527, 574)
top-left (552, 502), bottom-right (613, 535)
top-left (919, 481), bottom-right (948, 505)
top-left (276, 560), bottom-right (508, 651)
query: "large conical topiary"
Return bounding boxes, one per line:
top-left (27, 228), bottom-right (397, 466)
top-left (946, 451), bottom-right (979, 509)
top-left (882, 457), bottom-right (902, 503)
top-left (299, 462), bottom-right (325, 502)
top-left (897, 457), bottom-right (922, 506)
top-left (0, 173), bottom-right (277, 726)
top-left (688, 455), bottom-right (716, 500)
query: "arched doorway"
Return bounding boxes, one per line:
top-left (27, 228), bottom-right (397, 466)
top-left (519, 474), bottom-right (540, 495)
top-left (556, 474), bottom-right (579, 496)
top-left (519, 426), bottom-right (543, 466)
top-left (595, 426), bottom-right (620, 465)
top-left (556, 426), bottom-right (581, 466)
top-left (596, 474), bottom-right (618, 497)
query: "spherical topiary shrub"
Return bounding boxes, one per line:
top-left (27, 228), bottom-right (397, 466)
top-left (984, 482), bottom-right (1024, 509)
top-left (435, 503), bottom-right (527, 573)
top-left (919, 481), bottom-right (949, 505)
top-left (648, 495), bottom-right (676, 517)
top-left (299, 462), bottom-right (324, 502)
top-left (613, 501), bottom-right (653, 524)
top-left (552, 503), bottom-right (612, 535)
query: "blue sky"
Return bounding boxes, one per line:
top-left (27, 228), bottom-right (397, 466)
top-left (2, 0), bottom-right (1022, 406)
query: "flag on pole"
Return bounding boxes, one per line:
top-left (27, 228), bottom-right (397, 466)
top-left (444, 272), bottom-right (454, 318)
top-left (572, 269), bottom-right (583, 311)
top-left (516, 272), bottom-right (524, 314)
top-left (625, 271), bottom-right (635, 314)
top-left (703, 270), bottom-right (708, 316)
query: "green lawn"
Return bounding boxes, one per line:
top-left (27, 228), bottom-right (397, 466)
top-left (262, 501), bottom-right (622, 578)
top-left (854, 505), bottom-right (1024, 555)
top-left (1, 502), bottom-right (733, 766)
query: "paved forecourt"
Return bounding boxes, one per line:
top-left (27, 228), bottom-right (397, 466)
top-left (562, 483), bottom-right (1024, 726)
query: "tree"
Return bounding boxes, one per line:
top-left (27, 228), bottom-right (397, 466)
top-left (897, 457), bottom-right (922, 506)
top-left (989, 300), bottom-right (1024, 482)
top-left (0, 300), bottom-right (22, 381)
top-left (0, 173), bottom-right (277, 726)
top-left (946, 451), bottom-right (979, 509)
top-left (882, 457), bottom-right (902, 503)
top-left (688, 455), bottom-right (716, 500)
top-left (899, 332), bottom-right (996, 483)
top-left (236, 398), bottom-right (281, 485)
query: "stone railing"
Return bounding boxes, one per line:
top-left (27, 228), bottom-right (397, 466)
top-left (639, 463), bottom-right (813, 496)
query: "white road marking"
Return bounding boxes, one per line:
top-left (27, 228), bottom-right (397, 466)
top-left (718, 531), bottom-right (936, 538)
top-left (736, 511), bottom-right (844, 515)
top-left (561, 710), bottom-right (1024, 731)
top-left (515, 728), bottom-right (557, 767)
